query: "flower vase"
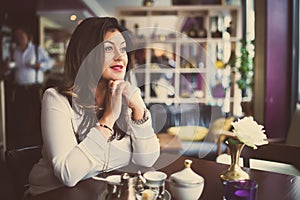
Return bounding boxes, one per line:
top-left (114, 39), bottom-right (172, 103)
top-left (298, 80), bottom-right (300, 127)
top-left (220, 143), bottom-right (250, 181)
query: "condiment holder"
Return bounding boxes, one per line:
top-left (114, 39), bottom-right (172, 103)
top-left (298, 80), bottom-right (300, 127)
top-left (169, 159), bottom-right (204, 200)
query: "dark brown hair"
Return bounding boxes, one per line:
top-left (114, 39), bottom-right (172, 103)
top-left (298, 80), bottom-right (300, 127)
top-left (57, 17), bottom-right (134, 140)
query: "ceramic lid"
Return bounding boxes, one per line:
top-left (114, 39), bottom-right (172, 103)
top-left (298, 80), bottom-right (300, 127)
top-left (170, 159), bottom-right (204, 185)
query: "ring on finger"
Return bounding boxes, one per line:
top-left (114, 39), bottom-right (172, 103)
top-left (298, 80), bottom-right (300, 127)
top-left (110, 87), bottom-right (117, 93)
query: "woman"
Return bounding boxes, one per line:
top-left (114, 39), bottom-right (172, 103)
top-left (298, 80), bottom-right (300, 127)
top-left (28, 17), bottom-right (160, 195)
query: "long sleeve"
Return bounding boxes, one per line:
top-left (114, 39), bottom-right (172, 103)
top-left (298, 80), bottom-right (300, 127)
top-left (41, 88), bottom-right (126, 187)
top-left (40, 88), bottom-right (159, 188)
top-left (41, 88), bottom-right (93, 186)
top-left (121, 108), bottom-right (160, 167)
top-left (38, 46), bottom-right (54, 72)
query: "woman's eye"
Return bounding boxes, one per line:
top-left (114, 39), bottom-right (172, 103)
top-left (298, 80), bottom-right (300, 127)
top-left (120, 46), bottom-right (127, 54)
top-left (104, 46), bottom-right (113, 53)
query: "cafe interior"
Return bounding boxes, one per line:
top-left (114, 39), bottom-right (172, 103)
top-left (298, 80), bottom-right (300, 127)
top-left (1, 0), bottom-right (300, 200)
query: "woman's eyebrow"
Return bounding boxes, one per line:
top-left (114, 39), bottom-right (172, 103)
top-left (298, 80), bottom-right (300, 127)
top-left (104, 40), bottom-right (126, 46)
top-left (104, 41), bottom-right (113, 45)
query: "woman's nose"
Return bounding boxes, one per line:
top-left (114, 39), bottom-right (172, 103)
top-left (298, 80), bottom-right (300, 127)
top-left (113, 49), bottom-right (122, 60)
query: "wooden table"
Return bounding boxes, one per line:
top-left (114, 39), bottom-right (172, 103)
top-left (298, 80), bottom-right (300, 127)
top-left (25, 153), bottom-right (300, 200)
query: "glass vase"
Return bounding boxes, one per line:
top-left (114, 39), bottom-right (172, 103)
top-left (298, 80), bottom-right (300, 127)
top-left (220, 143), bottom-right (250, 181)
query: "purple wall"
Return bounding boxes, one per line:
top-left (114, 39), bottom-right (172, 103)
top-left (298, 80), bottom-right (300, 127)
top-left (265, 0), bottom-right (292, 139)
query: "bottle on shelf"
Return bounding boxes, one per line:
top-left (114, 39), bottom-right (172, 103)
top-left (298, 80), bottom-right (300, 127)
top-left (187, 23), bottom-right (198, 38)
top-left (143, 0), bottom-right (154, 7)
top-left (198, 27), bottom-right (207, 38)
top-left (197, 17), bottom-right (207, 38)
top-left (211, 16), bottom-right (222, 38)
top-left (134, 23), bottom-right (144, 39)
top-left (120, 19), bottom-right (126, 29)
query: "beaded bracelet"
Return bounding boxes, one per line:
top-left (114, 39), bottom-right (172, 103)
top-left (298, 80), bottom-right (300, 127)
top-left (96, 122), bottom-right (113, 132)
top-left (131, 108), bottom-right (149, 125)
top-left (96, 122), bottom-right (114, 141)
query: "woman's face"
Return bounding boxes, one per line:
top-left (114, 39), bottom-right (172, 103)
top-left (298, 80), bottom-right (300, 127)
top-left (101, 29), bottom-right (128, 81)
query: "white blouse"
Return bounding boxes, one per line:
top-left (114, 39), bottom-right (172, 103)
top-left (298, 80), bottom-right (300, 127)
top-left (13, 42), bottom-right (54, 85)
top-left (28, 88), bottom-right (160, 195)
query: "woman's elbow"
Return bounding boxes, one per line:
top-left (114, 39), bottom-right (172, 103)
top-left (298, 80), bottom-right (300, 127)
top-left (143, 155), bottom-right (160, 167)
top-left (133, 151), bottom-right (160, 167)
top-left (54, 171), bottom-right (79, 187)
top-left (62, 180), bottom-right (78, 187)
top-left (53, 164), bottom-right (80, 187)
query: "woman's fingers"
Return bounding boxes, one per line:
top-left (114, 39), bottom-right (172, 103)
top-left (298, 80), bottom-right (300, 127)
top-left (121, 82), bottom-right (137, 101)
top-left (108, 80), bottom-right (144, 110)
top-left (109, 80), bottom-right (125, 92)
top-left (106, 80), bottom-right (127, 121)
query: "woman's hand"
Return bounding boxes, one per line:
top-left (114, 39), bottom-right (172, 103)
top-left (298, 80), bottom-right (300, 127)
top-left (122, 82), bottom-right (146, 120)
top-left (100, 80), bottom-right (127, 127)
top-left (100, 80), bottom-right (146, 126)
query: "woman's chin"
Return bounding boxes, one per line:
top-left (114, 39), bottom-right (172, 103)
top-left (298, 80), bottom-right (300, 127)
top-left (111, 76), bottom-right (125, 81)
top-left (102, 76), bottom-right (124, 81)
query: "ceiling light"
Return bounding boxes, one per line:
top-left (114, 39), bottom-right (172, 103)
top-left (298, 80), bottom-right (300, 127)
top-left (70, 15), bottom-right (77, 21)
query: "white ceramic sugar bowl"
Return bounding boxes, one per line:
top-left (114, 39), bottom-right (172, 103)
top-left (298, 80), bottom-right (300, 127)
top-left (169, 159), bottom-right (204, 200)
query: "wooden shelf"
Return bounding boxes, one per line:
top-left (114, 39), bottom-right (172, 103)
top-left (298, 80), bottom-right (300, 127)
top-left (117, 5), bottom-right (241, 16)
top-left (118, 5), bottom-right (242, 106)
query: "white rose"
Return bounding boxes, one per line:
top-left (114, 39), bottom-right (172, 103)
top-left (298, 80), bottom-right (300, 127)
top-left (231, 116), bottom-right (268, 149)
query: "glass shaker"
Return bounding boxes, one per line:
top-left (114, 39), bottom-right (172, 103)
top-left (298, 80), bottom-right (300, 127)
top-left (120, 173), bottom-right (136, 200)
